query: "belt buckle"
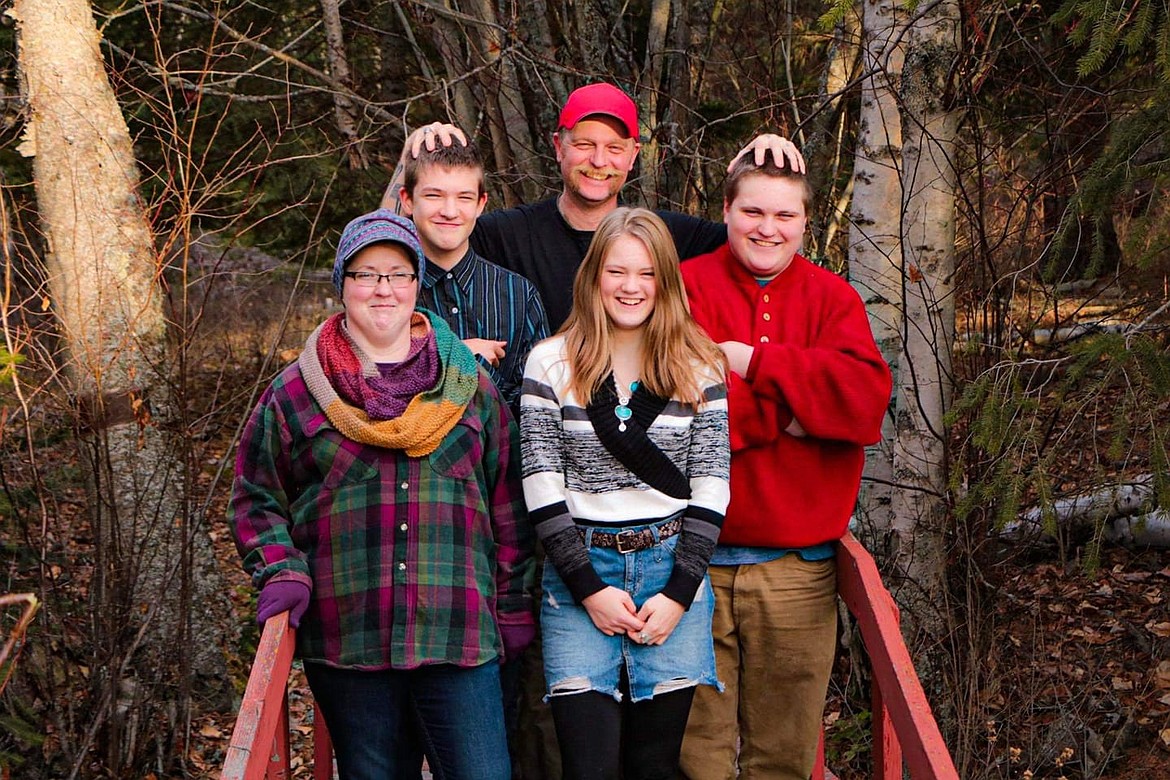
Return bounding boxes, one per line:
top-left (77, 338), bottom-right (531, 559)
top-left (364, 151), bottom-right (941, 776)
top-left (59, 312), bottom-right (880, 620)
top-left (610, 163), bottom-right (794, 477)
top-left (615, 529), bottom-right (639, 554)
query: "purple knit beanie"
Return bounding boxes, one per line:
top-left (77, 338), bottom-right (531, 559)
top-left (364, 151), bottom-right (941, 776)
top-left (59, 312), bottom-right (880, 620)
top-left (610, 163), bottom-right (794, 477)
top-left (333, 209), bottom-right (427, 295)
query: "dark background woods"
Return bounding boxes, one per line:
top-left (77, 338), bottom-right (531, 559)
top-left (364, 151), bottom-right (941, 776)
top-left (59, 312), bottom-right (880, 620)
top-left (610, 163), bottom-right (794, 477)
top-left (1, 0), bottom-right (1169, 777)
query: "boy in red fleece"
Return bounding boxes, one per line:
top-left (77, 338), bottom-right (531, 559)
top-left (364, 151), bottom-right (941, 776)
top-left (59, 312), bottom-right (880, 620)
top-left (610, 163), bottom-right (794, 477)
top-left (678, 151), bottom-right (892, 780)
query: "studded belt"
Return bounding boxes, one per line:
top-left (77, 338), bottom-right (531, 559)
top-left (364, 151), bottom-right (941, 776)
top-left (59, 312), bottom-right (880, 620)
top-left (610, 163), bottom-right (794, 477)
top-left (583, 516), bottom-right (683, 554)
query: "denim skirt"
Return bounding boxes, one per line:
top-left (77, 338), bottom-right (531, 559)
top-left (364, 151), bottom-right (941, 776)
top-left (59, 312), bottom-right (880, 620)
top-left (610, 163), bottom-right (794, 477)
top-left (541, 519), bottom-right (722, 703)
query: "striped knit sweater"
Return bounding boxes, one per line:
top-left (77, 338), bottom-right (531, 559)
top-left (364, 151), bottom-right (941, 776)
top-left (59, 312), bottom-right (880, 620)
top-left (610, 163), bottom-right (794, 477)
top-left (520, 336), bottom-right (730, 608)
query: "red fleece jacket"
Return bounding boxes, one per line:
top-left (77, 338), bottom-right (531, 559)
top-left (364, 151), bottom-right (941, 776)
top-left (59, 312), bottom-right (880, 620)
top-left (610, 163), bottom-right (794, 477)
top-left (682, 246), bottom-right (892, 548)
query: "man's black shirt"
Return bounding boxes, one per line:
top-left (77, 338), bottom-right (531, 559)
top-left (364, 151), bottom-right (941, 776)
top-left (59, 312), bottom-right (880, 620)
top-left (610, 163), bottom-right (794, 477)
top-left (470, 197), bottom-right (727, 331)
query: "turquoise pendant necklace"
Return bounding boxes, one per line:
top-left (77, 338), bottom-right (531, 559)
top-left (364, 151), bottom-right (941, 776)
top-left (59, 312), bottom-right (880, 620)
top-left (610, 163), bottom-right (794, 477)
top-left (614, 378), bottom-right (639, 432)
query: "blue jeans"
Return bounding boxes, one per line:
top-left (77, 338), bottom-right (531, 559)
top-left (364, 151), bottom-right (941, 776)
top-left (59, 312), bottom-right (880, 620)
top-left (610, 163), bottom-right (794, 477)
top-left (305, 660), bottom-right (511, 780)
top-left (541, 522), bottom-right (720, 703)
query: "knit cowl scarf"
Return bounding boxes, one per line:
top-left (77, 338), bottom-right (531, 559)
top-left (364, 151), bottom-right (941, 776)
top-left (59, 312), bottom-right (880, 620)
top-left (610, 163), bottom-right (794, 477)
top-left (298, 310), bottom-right (479, 456)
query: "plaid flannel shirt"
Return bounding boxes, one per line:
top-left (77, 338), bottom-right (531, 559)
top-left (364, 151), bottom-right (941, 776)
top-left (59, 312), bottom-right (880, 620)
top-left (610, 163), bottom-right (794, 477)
top-left (229, 361), bottom-right (534, 670)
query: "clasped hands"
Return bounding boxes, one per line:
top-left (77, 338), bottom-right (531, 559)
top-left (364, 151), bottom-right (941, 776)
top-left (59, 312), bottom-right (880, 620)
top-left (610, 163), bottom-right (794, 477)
top-left (581, 586), bottom-right (684, 646)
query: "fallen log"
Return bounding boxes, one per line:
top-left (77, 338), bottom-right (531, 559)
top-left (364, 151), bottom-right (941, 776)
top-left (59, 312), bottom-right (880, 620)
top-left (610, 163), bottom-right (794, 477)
top-left (1105, 511), bottom-right (1170, 547)
top-left (1029, 321), bottom-right (1128, 345)
top-left (999, 476), bottom-right (1169, 547)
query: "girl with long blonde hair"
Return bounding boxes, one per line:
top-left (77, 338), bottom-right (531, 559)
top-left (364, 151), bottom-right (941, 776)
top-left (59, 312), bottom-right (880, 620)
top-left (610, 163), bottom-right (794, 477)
top-left (520, 207), bottom-right (730, 780)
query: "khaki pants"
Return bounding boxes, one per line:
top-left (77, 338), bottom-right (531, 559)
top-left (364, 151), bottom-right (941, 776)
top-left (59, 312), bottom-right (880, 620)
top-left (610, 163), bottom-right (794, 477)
top-left (680, 555), bottom-right (837, 780)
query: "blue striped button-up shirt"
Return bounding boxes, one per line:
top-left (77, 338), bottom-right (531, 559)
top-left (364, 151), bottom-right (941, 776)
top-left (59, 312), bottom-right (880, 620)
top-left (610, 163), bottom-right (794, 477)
top-left (419, 248), bottom-right (550, 411)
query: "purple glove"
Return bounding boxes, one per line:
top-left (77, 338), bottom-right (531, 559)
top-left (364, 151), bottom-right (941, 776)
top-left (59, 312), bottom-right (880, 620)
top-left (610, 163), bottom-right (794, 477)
top-left (500, 623), bottom-right (536, 661)
top-left (256, 580), bottom-right (311, 628)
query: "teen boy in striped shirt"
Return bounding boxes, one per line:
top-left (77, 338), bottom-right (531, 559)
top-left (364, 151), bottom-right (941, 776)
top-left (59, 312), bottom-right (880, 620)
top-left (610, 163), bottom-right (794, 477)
top-left (399, 138), bottom-right (549, 416)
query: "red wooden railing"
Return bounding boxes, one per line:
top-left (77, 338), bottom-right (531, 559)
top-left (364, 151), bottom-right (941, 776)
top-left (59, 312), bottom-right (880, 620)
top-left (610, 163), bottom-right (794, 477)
top-left (221, 532), bottom-right (958, 780)
top-left (220, 612), bottom-right (333, 780)
top-left (814, 533), bottom-right (960, 780)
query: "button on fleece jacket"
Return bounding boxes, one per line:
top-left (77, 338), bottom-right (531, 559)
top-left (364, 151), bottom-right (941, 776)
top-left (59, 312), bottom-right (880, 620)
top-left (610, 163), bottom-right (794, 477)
top-left (681, 245), bottom-right (893, 549)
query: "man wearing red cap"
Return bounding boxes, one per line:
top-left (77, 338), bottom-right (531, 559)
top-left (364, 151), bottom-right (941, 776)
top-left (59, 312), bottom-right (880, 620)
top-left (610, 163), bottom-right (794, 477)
top-left (547, 82), bottom-right (644, 236)
top-left (382, 82), bottom-right (803, 332)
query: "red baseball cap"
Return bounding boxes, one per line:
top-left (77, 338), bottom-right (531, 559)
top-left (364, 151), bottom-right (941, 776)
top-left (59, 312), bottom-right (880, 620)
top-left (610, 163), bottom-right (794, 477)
top-left (557, 83), bottom-right (639, 140)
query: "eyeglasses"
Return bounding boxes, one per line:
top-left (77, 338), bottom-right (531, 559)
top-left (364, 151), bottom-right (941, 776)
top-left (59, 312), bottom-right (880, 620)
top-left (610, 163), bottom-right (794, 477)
top-left (343, 271), bottom-right (418, 289)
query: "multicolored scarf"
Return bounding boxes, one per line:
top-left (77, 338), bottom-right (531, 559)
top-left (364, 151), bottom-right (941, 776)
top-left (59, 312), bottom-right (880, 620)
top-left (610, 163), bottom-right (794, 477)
top-left (298, 311), bottom-right (479, 456)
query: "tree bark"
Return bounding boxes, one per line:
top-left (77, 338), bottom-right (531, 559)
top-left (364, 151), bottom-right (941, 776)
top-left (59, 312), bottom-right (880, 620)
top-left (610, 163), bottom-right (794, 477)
top-left (574, 0), bottom-right (616, 74)
top-left (1106, 511), bottom-right (1170, 547)
top-left (890, 0), bottom-right (961, 704)
top-left (848, 0), bottom-right (961, 727)
top-left (462, 0), bottom-right (542, 205)
top-left (636, 0), bottom-right (674, 210)
top-left (508, 0), bottom-right (568, 167)
top-left (849, 0), bottom-right (903, 538)
top-left (422, 4), bottom-right (480, 137)
top-left (805, 11), bottom-right (860, 259)
top-left (664, 0), bottom-right (711, 212)
top-left (1001, 476), bottom-right (1159, 541)
top-left (13, 0), bottom-right (228, 772)
top-left (320, 0), bottom-right (369, 169)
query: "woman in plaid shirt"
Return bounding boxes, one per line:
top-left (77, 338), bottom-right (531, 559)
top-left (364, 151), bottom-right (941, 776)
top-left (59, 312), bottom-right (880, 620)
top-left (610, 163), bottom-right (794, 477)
top-left (230, 210), bottom-right (534, 780)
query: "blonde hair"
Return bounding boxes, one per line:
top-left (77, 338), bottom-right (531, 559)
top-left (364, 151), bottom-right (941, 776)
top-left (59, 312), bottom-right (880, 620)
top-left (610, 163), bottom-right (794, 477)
top-left (560, 208), bottom-right (726, 407)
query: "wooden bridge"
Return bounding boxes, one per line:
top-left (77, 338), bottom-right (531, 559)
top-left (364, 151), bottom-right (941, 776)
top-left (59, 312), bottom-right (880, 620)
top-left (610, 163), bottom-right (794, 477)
top-left (221, 532), bottom-right (960, 780)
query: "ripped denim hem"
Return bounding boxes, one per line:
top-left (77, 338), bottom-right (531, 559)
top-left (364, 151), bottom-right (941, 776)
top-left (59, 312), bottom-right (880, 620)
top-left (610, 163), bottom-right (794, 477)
top-left (545, 675), bottom-right (722, 704)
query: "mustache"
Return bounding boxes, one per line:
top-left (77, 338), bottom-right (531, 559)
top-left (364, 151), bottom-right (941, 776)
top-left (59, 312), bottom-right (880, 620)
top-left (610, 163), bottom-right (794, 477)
top-left (573, 166), bottom-right (623, 178)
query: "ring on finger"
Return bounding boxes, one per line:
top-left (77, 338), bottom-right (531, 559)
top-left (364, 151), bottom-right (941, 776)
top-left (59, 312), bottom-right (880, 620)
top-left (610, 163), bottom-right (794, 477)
top-left (639, 631), bottom-right (649, 644)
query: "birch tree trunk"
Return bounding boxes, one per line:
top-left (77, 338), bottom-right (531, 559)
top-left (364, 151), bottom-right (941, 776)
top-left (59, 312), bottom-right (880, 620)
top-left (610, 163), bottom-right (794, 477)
top-left (890, 0), bottom-right (961, 694)
top-left (849, 0), bottom-right (960, 717)
top-left (849, 0), bottom-right (903, 537)
top-left (13, 0), bottom-right (228, 771)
